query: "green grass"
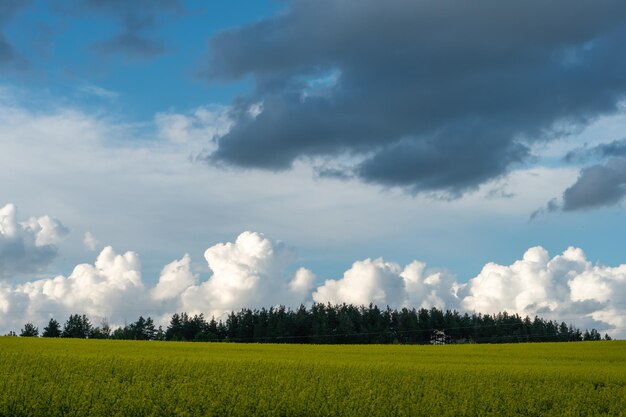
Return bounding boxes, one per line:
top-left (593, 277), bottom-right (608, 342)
top-left (0, 338), bottom-right (624, 416)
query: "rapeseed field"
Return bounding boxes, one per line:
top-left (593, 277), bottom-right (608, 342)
top-left (0, 338), bottom-right (624, 416)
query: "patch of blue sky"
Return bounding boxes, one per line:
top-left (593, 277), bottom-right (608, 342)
top-left (2, 0), bottom-right (283, 121)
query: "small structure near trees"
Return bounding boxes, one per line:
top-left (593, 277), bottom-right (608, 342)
top-left (431, 330), bottom-right (447, 345)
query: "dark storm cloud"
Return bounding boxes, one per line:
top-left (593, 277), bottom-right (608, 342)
top-left (562, 158), bottom-right (626, 211)
top-left (58, 0), bottom-right (183, 59)
top-left (203, 0), bottom-right (626, 195)
top-left (355, 126), bottom-right (529, 195)
top-left (0, 0), bottom-right (32, 70)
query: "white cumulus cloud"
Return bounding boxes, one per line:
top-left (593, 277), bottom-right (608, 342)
top-left (402, 261), bottom-right (460, 311)
top-left (313, 258), bottom-right (406, 306)
top-left (0, 231), bottom-right (313, 333)
top-left (289, 267), bottom-right (316, 300)
top-left (460, 246), bottom-right (626, 336)
top-left (178, 231), bottom-right (309, 319)
top-left (312, 258), bottom-right (459, 310)
top-left (0, 246), bottom-right (146, 333)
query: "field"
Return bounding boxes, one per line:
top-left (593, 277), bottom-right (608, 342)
top-left (0, 338), bottom-right (624, 416)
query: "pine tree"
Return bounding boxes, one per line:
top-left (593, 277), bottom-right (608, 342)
top-left (20, 323), bottom-right (39, 337)
top-left (42, 318), bottom-right (61, 337)
top-left (62, 314), bottom-right (92, 338)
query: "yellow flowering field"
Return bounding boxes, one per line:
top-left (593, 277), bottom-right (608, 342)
top-left (0, 338), bottom-right (624, 416)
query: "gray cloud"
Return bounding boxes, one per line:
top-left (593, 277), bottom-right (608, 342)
top-left (529, 198), bottom-right (560, 221)
top-left (59, 0), bottom-right (183, 59)
top-left (355, 127), bottom-right (529, 195)
top-left (0, 0), bottom-right (32, 70)
top-left (564, 138), bottom-right (626, 163)
top-left (556, 139), bottom-right (626, 211)
top-left (0, 204), bottom-right (69, 279)
top-left (562, 157), bottom-right (626, 211)
top-left (203, 0), bottom-right (626, 195)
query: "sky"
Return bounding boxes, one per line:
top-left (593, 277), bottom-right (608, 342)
top-left (1, 0), bottom-right (626, 337)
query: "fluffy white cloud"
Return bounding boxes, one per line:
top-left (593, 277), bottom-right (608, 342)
top-left (312, 258), bottom-right (459, 310)
top-left (460, 247), bottom-right (626, 336)
top-left (402, 261), bottom-right (460, 311)
top-left (313, 258), bottom-right (406, 306)
top-left (177, 231), bottom-right (309, 319)
top-left (0, 231), bottom-right (624, 338)
top-left (0, 231), bottom-right (314, 333)
top-left (0, 246), bottom-right (146, 333)
top-left (288, 267), bottom-right (315, 300)
top-left (567, 263), bottom-right (626, 331)
top-left (152, 254), bottom-right (197, 302)
top-left (0, 204), bottom-right (68, 278)
top-left (461, 247), bottom-right (558, 314)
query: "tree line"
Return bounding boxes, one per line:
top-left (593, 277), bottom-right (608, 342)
top-left (13, 304), bottom-right (612, 344)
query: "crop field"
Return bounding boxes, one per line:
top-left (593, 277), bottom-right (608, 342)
top-left (0, 338), bottom-right (624, 416)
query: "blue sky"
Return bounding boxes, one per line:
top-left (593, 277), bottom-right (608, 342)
top-left (3, 0), bottom-right (281, 116)
top-left (1, 0), bottom-right (626, 336)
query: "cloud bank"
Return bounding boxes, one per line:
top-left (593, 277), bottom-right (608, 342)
top-left (1, 226), bottom-right (624, 337)
top-left (0, 230), bottom-right (312, 332)
top-left (204, 0), bottom-right (626, 196)
top-left (0, 204), bottom-right (68, 278)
